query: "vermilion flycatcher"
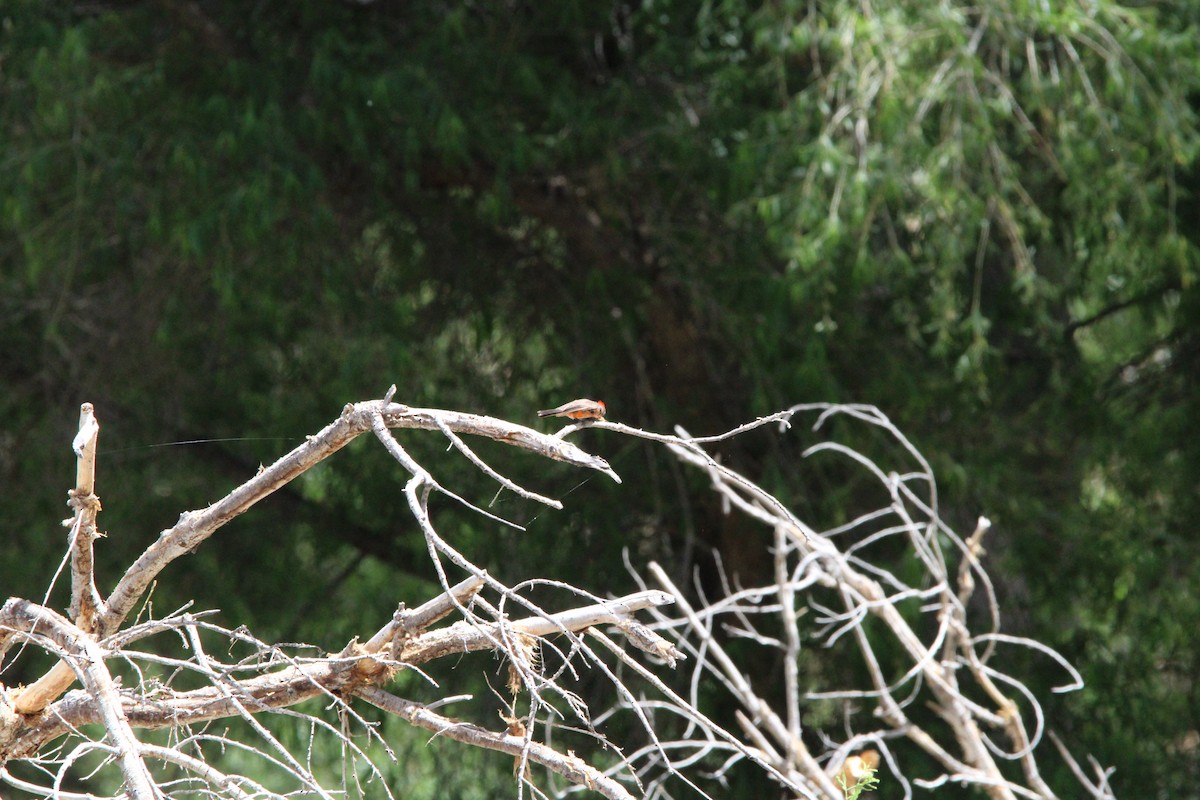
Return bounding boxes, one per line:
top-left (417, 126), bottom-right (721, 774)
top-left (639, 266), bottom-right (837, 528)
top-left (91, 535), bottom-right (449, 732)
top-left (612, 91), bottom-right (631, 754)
top-left (537, 399), bottom-right (607, 420)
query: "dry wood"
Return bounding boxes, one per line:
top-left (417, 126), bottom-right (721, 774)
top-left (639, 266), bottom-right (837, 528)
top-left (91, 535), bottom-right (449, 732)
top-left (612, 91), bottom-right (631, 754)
top-left (0, 397), bottom-right (1114, 799)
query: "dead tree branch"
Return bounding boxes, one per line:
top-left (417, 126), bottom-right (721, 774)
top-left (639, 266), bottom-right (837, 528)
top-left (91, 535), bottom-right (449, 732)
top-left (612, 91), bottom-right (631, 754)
top-left (594, 403), bottom-right (1114, 799)
top-left (0, 397), bottom-right (1113, 800)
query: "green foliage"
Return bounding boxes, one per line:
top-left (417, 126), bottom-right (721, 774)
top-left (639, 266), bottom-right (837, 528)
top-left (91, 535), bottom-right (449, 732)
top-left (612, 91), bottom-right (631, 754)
top-left (688, 0), bottom-right (1196, 396)
top-left (838, 766), bottom-right (880, 800)
top-left (2, 0), bottom-right (1198, 795)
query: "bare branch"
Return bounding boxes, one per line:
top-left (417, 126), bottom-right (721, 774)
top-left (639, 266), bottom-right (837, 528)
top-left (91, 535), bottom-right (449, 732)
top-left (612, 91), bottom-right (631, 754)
top-left (356, 686), bottom-right (636, 800)
top-left (14, 404), bottom-right (107, 716)
top-left (363, 574), bottom-right (487, 653)
top-left (398, 590), bottom-right (676, 665)
top-left (1, 400), bottom-right (1112, 800)
top-left (1, 600), bottom-right (157, 800)
top-left (608, 404), bottom-right (1110, 800)
top-left (101, 400), bottom-right (621, 643)
top-left (68, 401), bottom-right (104, 627)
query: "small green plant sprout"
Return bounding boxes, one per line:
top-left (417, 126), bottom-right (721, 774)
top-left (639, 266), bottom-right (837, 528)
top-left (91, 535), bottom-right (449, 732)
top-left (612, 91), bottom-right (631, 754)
top-left (836, 750), bottom-right (881, 800)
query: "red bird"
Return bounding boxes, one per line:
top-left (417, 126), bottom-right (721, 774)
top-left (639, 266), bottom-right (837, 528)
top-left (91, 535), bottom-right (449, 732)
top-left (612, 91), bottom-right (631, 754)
top-left (537, 399), bottom-right (607, 420)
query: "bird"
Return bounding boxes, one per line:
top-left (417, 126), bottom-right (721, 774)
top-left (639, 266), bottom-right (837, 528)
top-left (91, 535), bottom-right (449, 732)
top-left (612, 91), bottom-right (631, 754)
top-left (537, 399), bottom-right (607, 420)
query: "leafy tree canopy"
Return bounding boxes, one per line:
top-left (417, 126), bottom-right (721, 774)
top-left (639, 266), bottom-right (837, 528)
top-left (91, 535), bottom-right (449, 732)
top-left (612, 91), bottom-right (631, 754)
top-left (2, 0), bottom-right (1197, 795)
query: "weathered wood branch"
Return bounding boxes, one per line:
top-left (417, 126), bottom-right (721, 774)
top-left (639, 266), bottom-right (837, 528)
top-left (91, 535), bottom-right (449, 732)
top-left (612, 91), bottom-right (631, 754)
top-left (355, 686), bottom-right (636, 800)
top-left (0, 600), bottom-right (156, 798)
top-left (99, 399), bottom-right (619, 643)
top-left (13, 403), bottom-right (106, 716)
top-left (0, 590), bottom-right (673, 763)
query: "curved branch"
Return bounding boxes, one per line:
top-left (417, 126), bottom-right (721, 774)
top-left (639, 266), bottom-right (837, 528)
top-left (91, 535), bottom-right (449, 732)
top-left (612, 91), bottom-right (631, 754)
top-left (101, 400), bottom-right (620, 641)
top-left (356, 686), bottom-right (636, 800)
top-left (0, 600), bottom-right (156, 800)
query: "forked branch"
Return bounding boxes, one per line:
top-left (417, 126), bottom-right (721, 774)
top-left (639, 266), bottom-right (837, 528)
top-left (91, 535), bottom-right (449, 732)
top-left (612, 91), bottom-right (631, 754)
top-left (0, 398), bottom-right (1112, 800)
